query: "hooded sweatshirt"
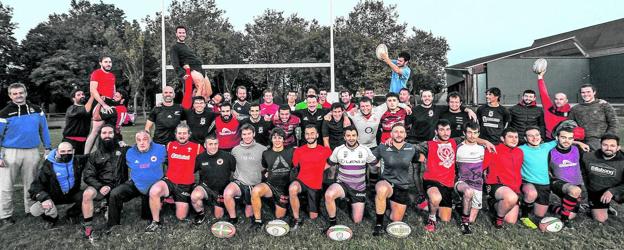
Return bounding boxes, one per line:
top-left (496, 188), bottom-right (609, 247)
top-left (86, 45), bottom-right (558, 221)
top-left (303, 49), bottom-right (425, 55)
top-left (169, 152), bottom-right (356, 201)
top-left (0, 101), bottom-right (51, 150)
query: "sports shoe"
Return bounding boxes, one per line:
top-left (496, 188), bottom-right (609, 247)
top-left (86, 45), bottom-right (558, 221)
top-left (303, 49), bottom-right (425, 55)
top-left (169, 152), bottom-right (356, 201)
top-left (248, 221), bottom-right (263, 231)
top-left (291, 219), bottom-right (303, 231)
top-left (608, 206), bottom-right (618, 216)
top-left (563, 219), bottom-right (574, 230)
top-left (424, 219), bottom-right (436, 232)
top-left (145, 221), bottom-right (162, 233)
top-left (461, 223), bottom-right (472, 235)
top-left (520, 217), bottom-right (537, 229)
top-left (193, 212), bottom-right (207, 225)
top-left (372, 224), bottom-right (384, 236)
top-left (494, 218), bottom-right (504, 229)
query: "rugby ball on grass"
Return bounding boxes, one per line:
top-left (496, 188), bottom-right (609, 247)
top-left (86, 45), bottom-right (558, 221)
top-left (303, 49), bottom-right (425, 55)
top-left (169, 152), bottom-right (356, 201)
top-left (386, 221), bottom-right (411, 238)
top-left (376, 44), bottom-right (388, 60)
top-left (266, 219), bottom-right (289, 237)
top-left (532, 58), bottom-right (548, 74)
top-left (326, 225), bottom-right (353, 241)
top-left (211, 221), bottom-right (236, 238)
top-left (539, 217), bottom-right (563, 232)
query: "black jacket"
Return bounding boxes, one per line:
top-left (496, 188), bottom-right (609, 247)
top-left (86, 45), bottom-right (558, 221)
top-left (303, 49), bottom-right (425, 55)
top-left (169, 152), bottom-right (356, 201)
top-left (83, 146), bottom-right (130, 190)
top-left (509, 102), bottom-right (545, 143)
top-left (29, 155), bottom-right (87, 203)
top-left (582, 150), bottom-right (624, 197)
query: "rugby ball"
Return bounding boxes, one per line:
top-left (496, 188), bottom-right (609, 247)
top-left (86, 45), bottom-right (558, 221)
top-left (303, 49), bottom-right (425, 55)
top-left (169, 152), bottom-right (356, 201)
top-left (265, 219), bottom-right (289, 237)
top-left (211, 221), bottom-right (236, 238)
top-left (376, 44), bottom-right (388, 60)
top-left (532, 58), bottom-right (548, 74)
top-left (538, 217), bottom-right (563, 232)
top-left (326, 225), bottom-right (353, 241)
top-left (386, 221), bottom-right (411, 238)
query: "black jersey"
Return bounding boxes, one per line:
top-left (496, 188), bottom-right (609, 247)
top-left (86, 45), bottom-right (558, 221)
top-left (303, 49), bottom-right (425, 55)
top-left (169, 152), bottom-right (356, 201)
top-left (322, 116), bottom-right (353, 150)
top-left (194, 150), bottom-right (236, 192)
top-left (170, 42), bottom-right (203, 77)
top-left (240, 117), bottom-right (272, 146)
top-left (406, 105), bottom-right (446, 143)
top-left (261, 147), bottom-right (295, 188)
top-left (476, 105), bottom-right (510, 144)
top-left (439, 110), bottom-right (470, 138)
top-left (372, 143), bottom-right (419, 189)
top-left (232, 101), bottom-right (251, 120)
top-left (185, 109), bottom-right (217, 144)
top-left (293, 108), bottom-right (327, 144)
top-left (148, 104), bottom-right (186, 145)
top-left (63, 104), bottom-right (91, 138)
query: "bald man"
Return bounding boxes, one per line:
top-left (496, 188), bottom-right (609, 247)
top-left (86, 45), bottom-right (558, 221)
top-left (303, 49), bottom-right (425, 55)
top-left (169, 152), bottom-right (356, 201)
top-left (28, 142), bottom-right (88, 229)
top-left (537, 72), bottom-right (572, 140)
top-left (145, 86), bottom-right (186, 145)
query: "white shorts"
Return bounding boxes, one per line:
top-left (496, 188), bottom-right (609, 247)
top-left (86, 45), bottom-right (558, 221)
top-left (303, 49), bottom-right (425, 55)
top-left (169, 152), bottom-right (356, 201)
top-left (454, 181), bottom-right (483, 209)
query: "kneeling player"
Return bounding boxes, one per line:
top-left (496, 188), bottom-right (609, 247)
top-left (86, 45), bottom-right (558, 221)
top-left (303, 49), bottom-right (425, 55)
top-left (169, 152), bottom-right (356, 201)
top-left (371, 124), bottom-right (418, 236)
top-left (548, 126), bottom-right (583, 228)
top-left (191, 135), bottom-right (236, 224)
top-left (146, 124), bottom-right (204, 232)
top-left (250, 128), bottom-right (294, 230)
top-left (324, 126), bottom-right (376, 229)
top-left (454, 122), bottom-right (485, 234)
top-left (289, 125), bottom-right (332, 229)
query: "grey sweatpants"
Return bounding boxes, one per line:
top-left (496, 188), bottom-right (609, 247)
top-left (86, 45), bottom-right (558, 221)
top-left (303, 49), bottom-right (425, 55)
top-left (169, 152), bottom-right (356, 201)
top-left (0, 148), bottom-right (41, 219)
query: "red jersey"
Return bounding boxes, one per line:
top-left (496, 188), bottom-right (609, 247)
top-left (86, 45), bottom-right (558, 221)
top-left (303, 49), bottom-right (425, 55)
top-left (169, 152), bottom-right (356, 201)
top-left (483, 143), bottom-right (524, 193)
top-left (292, 145), bottom-right (332, 189)
top-left (90, 69), bottom-right (116, 98)
top-left (538, 79), bottom-right (571, 139)
top-left (166, 141), bottom-right (204, 185)
top-left (380, 108), bottom-right (407, 143)
top-left (216, 116), bottom-right (240, 150)
top-left (422, 139), bottom-right (457, 187)
top-left (320, 101), bottom-right (332, 109)
top-left (344, 102), bottom-right (356, 112)
top-left (115, 105), bottom-right (128, 133)
top-left (260, 103), bottom-right (279, 117)
top-left (273, 115), bottom-right (301, 147)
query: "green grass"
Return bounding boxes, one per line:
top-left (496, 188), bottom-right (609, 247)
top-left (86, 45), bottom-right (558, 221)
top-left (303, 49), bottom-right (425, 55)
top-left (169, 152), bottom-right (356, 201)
top-left (2, 118), bottom-right (624, 249)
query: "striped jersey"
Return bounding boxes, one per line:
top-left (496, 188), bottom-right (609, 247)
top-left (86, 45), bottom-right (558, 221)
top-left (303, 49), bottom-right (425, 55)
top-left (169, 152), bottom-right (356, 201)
top-left (329, 144), bottom-right (376, 191)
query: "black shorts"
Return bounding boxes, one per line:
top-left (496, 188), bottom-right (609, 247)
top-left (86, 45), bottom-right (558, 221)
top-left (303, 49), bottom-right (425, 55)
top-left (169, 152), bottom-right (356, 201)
top-left (550, 179), bottom-right (581, 199)
top-left (233, 180), bottom-right (254, 205)
top-left (266, 183), bottom-right (289, 208)
top-left (383, 180), bottom-right (410, 206)
top-left (188, 64), bottom-right (203, 74)
top-left (587, 189), bottom-right (624, 209)
top-left (336, 182), bottom-right (366, 204)
top-left (293, 180), bottom-right (322, 213)
top-left (422, 180), bottom-right (452, 207)
top-left (162, 178), bottom-right (192, 203)
top-left (485, 184), bottom-right (508, 202)
top-left (522, 181), bottom-right (550, 206)
top-left (197, 183), bottom-right (225, 208)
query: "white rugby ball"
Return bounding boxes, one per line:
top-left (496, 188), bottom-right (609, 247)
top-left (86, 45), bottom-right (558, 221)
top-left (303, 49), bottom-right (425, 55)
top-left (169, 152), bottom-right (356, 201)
top-left (538, 217), bottom-right (563, 233)
top-left (376, 44), bottom-right (388, 60)
top-left (386, 221), bottom-right (411, 238)
top-left (532, 58), bottom-right (548, 74)
top-left (326, 225), bottom-right (353, 241)
top-left (211, 221), bottom-right (236, 238)
top-left (266, 219), bottom-right (290, 237)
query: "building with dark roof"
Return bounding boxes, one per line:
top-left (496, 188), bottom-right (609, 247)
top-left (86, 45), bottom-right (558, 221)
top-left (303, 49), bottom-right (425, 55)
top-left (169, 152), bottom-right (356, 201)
top-left (445, 18), bottom-right (624, 105)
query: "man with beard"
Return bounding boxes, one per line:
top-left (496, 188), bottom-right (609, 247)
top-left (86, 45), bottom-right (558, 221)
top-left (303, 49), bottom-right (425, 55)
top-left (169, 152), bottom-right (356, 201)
top-left (241, 103), bottom-right (272, 146)
top-left (145, 86), bottom-right (186, 145)
top-left (212, 103), bottom-right (241, 152)
top-left (272, 105), bottom-right (301, 148)
top-left (289, 125), bottom-right (332, 229)
top-left (439, 92), bottom-right (470, 138)
top-left (249, 129), bottom-right (294, 230)
top-left (293, 95), bottom-right (327, 145)
top-left (145, 124), bottom-right (203, 232)
top-left (185, 96), bottom-right (217, 144)
top-left (509, 90), bottom-right (545, 145)
top-left (223, 124), bottom-right (267, 224)
top-left (190, 135), bottom-right (236, 224)
top-left (398, 88), bottom-right (412, 108)
top-left (232, 86), bottom-right (251, 120)
top-left (371, 124), bottom-right (418, 236)
top-left (81, 125), bottom-right (129, 238)
top-left (84, 56), bottom-right (116, 154)
top-left (477, 87), bottom-right (511, 144)
top-left (380, 51), bottom-right (411, 94)
top-left (63, 89), bottom-right (94, 155)
top-left (338, 90), bottom-right (356, 112)
top-left (295, 85), bottom-right (322, 111)
top-left (582, 134), bottom-right (624, 222)
top-left (170, 25), bottom-right (212, 100)
top-left (322, 103), bottom-right (352, 150)
top-left (569, 84), bottom-right (619, 151)
top-left (324, 127), bottom-right (376, 230)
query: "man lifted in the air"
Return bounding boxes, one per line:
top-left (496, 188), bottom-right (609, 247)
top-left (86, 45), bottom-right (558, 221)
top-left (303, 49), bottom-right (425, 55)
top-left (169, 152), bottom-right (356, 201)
top-left (170, 25), bottom-right (213, 100)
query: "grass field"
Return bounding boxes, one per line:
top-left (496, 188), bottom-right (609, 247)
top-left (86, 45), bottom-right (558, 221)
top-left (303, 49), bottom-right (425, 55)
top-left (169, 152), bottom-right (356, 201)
top-left (2, 119), bottom-right (624, 249)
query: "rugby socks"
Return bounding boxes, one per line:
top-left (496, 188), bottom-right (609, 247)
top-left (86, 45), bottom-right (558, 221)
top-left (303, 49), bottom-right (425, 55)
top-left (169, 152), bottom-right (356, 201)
top-left (84, 217), bottom-right (93, 225)
top-left (376, 213), bottom-right (384, 226)
top-left (560, 195), bottom-right (578, 220)
top-left (228, 216), bottom-right (238, 224)
top-left (329, 216), bottom-right (337, 226)
top-left (495, 215), bottom-right (504, 228)
top-left (520, 201), bottom-right (534, 218)
top-left (461, 213), bottom-right (470, 224)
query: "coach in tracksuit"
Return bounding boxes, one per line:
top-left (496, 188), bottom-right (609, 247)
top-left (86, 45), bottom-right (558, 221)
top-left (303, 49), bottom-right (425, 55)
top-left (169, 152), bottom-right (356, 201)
top-left (0, 83), bottom-right (52, 228)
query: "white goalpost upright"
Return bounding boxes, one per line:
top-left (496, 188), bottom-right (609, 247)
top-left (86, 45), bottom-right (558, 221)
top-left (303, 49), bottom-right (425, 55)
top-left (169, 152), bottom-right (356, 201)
top-left (159, 0), bottom-right (337, 102)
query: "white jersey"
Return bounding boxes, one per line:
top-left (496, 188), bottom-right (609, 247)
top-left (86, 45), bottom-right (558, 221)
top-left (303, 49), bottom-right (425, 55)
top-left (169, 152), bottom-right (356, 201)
top-left (329, 144), bottom-right (376, 191)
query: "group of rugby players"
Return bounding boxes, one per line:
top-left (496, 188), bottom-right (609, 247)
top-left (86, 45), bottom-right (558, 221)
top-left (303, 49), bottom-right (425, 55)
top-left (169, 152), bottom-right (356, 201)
top-left (1, 25), bottom-right (623, 241)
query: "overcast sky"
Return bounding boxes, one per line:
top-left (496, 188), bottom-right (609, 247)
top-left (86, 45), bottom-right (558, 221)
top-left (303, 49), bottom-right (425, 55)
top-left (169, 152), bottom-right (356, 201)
top-left (4, 0), bottom-right (624, 65)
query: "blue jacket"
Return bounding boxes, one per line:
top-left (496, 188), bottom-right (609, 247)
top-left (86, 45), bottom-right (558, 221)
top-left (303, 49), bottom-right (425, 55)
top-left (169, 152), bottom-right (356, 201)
top-left (126, 142), bottom-right (166, 194)
top-left (0, 102), bottom-right (52, 153)
top-left (29, 149), bottom-right (87, 202)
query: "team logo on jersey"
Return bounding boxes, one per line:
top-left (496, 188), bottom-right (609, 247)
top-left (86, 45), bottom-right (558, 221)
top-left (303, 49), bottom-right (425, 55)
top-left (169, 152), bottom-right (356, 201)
top-left (220, 128), bottom-right (236, 136)
top-left (237, 107), bottom-right (241, 111)
top-left (174, 111), bottom-right (181, 115)
top-left (200, 118), bottom-right (206, 125)
top-left (428, 110), bottom-right (434, 117)
top-left (115, 151), bottom-right (121, 156)
top-left (437, 143), bottom-right (455, 169)
top-left (358, 151), bottom-right (363, 159)
top-left (303, 117), bottom-right (309, 121)
top-left (187, 147), bottom-right (192, 152)
top-left (559, 160), bottom-right (577, 168)
top-left (217, 159), bottom-right (224, 165)
top-left (488, 111), bottom-right (493, 117)
top-left (134, 160), bottom-right (140, 164)
top-left (258, 127), bottom-right (264, 134)
top-left (172, 146), bottom-right (178, 150)
top-left (343, 150), bottom-right (348, 158)
top-left (150, 156), bottom-right (158, 162)
top-left (167, 115), bottom-right (173, 119)
top-left (365, 127), bottom-right (373, 134)
top-left (590, 164), bottom-right (616, 177)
